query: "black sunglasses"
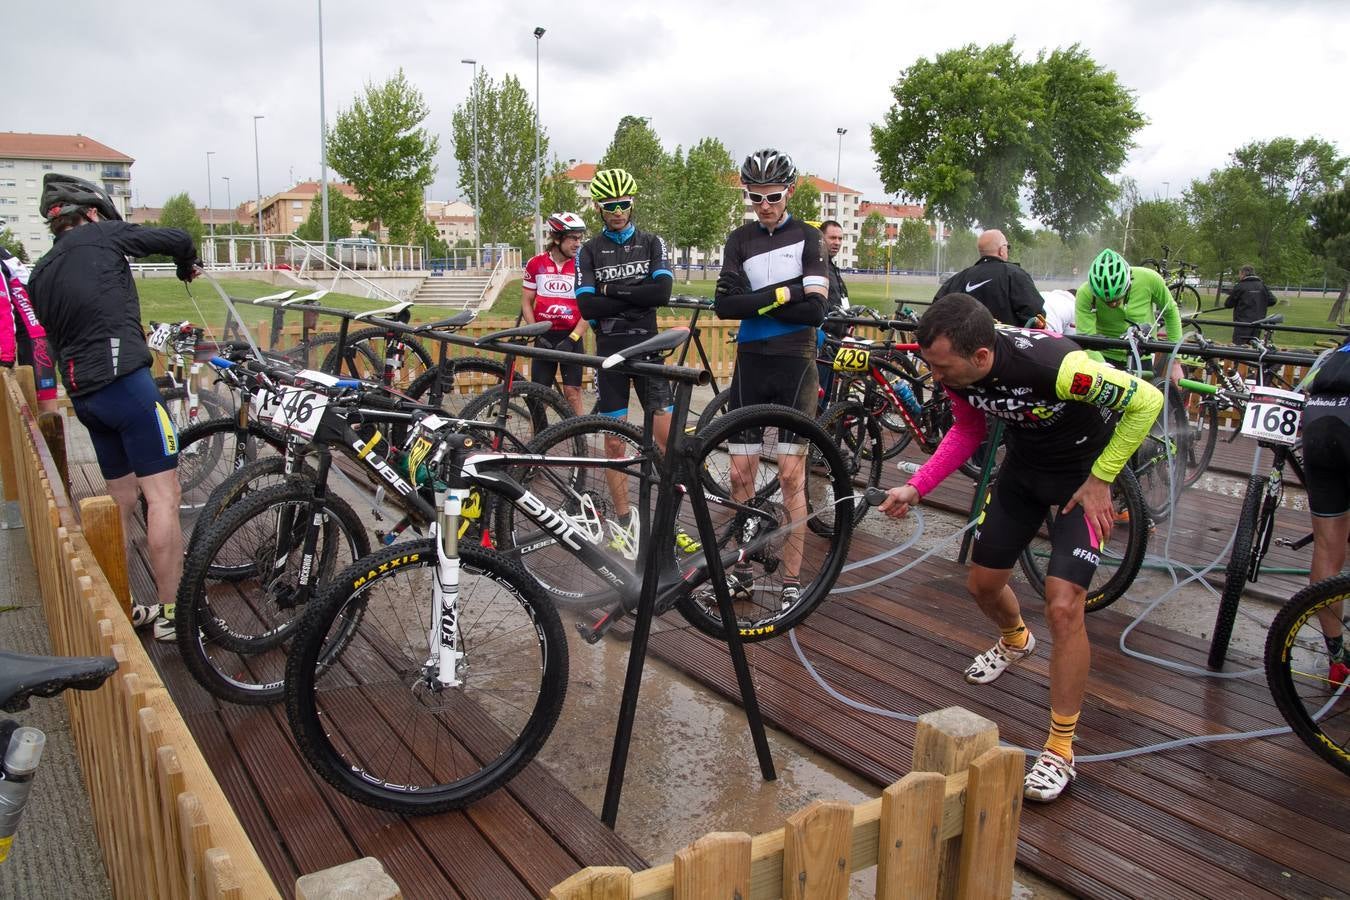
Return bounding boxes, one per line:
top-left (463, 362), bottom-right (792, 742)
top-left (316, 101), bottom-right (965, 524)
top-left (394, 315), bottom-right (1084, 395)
top-left (598, 199), bottom-right (632, 213)
top-left (745, 189), bottom-right (788, 205)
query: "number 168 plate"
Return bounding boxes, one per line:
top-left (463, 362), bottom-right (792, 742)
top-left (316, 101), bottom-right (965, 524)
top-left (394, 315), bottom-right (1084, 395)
top-left (1239, 386), bottom-right (1304, 445)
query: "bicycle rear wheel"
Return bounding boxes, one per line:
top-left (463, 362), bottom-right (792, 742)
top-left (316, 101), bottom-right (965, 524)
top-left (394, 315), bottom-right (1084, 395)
top-left (811, 400), bottom-right (882, 536)
top-left (1173, 284), bottom-right (1202, 315)
top-left (1208, 474), bottom-right (1265, 670)
top-left (1016, 467), bottom-right (1148, 612)
top-left (1264, 574), bottom-right (1350, 777)
top-left (460, 380), bottom-right (573, 450)
top-left (321, 327), bottom-right (434, 392)
top-left (175, 482), bottom-right (370, 705)
top-left (407, 356), bottom-right (508, 416)
top-left (674, 404), bottom-right (854, 641)
top-left (285, 541), bottom-right (567, 815)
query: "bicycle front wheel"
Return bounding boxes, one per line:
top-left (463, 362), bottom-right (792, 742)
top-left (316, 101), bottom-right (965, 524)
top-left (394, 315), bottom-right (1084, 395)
top-left (322, 327), bottom-right (434, 392)
top-left (811, 400), bottom-right (882, 536)
top-left (1208, 474), bottom-right (1265, 669)
top-left (175, 482), bottom-right (371, 705)
top-left (407, 356), bottom-right (508, 416)
top-left (674, 404), bottom-right (854, 641)
top-left (460, 380), bottom-right (574, 450)
top-left (1265, 574), bottom-right (1350, 777)
top-left (285, 541), bottom-right (567, 815)
top-left (1016, 467), bottom-right (1149, 612)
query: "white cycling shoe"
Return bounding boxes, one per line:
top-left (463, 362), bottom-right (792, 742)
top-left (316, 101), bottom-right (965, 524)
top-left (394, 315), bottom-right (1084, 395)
top-left (964, 632), bottom-right (1036, 684)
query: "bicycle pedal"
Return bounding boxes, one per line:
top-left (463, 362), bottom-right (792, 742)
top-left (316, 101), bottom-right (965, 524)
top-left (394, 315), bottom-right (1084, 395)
top-left (575, 620), bottom-right (605, 645)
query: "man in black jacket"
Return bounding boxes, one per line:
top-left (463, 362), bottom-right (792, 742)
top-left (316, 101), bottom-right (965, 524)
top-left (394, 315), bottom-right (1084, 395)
top-left (1225, 265), bottom-right (1278, 344)
top-left (935, 229), bottom-right (1043, 326)
top-left (817, 219), bottom-right (850, 410)
top-left (28, 174), bottom-right (200, 640)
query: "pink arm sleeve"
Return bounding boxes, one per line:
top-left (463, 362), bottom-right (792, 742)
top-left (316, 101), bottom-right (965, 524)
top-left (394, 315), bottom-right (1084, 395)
top-left (0, 279), bottom-right (16, 364)
top-left (906, 388), bottom-right (988, 497)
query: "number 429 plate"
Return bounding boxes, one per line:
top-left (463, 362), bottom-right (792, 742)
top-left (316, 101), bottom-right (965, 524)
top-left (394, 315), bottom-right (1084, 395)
top-left (1239, 386), bottom-right (1304, 445)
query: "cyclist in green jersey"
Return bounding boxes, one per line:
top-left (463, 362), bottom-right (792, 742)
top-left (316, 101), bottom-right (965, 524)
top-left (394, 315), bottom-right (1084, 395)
top-left (1075, 249), bottom-right (1183, 370)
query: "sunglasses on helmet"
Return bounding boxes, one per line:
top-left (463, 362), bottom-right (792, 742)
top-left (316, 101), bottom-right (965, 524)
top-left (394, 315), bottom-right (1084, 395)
top-left (745, 189), bottom-right (788, 205)
top-left (598, 199), bottom-right (632, 213)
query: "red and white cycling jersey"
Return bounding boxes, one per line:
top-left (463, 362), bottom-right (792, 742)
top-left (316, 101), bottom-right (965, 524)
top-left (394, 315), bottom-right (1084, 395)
top-left (523, 253), bottom-right (580, 331)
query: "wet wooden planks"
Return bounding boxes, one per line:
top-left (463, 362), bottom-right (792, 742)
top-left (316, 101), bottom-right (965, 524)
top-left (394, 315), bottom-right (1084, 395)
top-left (641, 528), bottom-right (1350, 898)
top-left (71, 459), bottom-right (646, 898)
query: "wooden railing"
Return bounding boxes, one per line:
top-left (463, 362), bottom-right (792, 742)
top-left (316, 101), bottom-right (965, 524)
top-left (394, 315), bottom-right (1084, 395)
top-left (0, 367), bottom-right (280, 899)
top-left (550, 708), bottom-right (1024, 900)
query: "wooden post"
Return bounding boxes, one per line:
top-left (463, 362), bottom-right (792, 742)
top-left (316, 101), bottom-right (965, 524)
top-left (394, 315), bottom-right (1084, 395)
top-left (912, 707), bottom-right (1000, 899)
top-left (548, 867), bottom-right (634, 900)
top-left (955, 747), bottom-right (1024, 899)
top-left (179, 792), bottom-right (213, 900)
top-left (876, 771), bottom-right (945, 899)
top-left (78, 496), bottom-right (131, 617)
top-left (37, 411), bottom-right (67, 492)
top-left (782, 800), bottom-right (853, 900)
top-left (0, 372), bottom-right (18, 502)
top-left (674, 832), bottom-right (751, 897)
top-left (14, 365), bottom-right (35, 413)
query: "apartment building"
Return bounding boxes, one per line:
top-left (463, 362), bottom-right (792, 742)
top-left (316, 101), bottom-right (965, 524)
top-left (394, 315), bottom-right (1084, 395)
top-left (257, 180), bottom-right (360, 235)
top-left (0, 132), bottom-right (133, 258)
top-left (425, 199), bottom-right (476, 245)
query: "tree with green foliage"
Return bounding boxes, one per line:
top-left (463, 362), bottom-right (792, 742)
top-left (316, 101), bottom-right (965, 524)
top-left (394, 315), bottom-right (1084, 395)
top-left (1307, 184), bottom-right (1350, 318)
top-left (594, 116), bottom-right (669, 235)
top-left (540, 158), bottom-right (585, 221)
top-left (871, 41), bottom-right (1143, 238)
top-left (892, 218), bottom-right (933, 271)
top-left (785, 177), bottom-right (820, 223)
top-left (294, 190), bottom-right (353, 242)
top-left (415, 220), bottom-right (451, 260)
top-left (0, 228), bottom-right (28, 263)
top-left (160, 193), bottom-right (204, 247)
top-left (451, 69), bottom-right (544, 248)
top-left (943, 227), bottom-right (979, 272)
top-left (661, 138), bottom-right (742, 280)
top-left (855, 212), bottom-right (888, 270)
top-left (328, 69), bottom-right (440, 244)
top-left (1124, 198), bottom-right (1195, 266)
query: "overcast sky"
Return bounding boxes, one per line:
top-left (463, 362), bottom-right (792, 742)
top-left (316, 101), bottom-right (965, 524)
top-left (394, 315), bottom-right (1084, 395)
top-left (8, 0), bottom-right (1346, 218)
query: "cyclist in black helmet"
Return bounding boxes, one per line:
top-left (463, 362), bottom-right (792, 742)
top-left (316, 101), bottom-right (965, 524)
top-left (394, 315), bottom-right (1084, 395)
top-left (713, 148), bottom-right (828, 609)
top-left (27, 173), bottom-right (201, 642)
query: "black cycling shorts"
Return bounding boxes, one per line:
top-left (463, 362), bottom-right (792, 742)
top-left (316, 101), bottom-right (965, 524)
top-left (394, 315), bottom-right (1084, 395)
top-left (531, 331), bottom-right (584, 389)
top-left (727, 351), bottom-right (818, 454)
top-left (971, 466), bottom-right (1100, 589)
top-left (70, 367), bottom-right (178, 480)
top-left (1303, 396), bottom-right (1350, 517)
top-left (595, 333), bottom-right (673, 419)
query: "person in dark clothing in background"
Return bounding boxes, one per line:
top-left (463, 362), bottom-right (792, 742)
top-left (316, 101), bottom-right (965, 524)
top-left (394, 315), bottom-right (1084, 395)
top-left (817, 219), bottom-right (850, 409)
top-left (1225, 265), bottom-right (1278, 344)
top-left (935, 229), bottom-right (1043, 326)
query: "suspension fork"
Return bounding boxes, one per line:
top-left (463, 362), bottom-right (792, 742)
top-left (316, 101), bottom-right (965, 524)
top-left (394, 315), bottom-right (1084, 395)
top-left (427, 485), bottom-right (470, 687)
top-left (268, 446), bottom-right (332, 609)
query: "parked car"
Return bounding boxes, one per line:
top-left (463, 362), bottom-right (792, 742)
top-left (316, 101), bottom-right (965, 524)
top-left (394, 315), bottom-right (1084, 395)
top-left (335, 237), bottom-right (378, 270)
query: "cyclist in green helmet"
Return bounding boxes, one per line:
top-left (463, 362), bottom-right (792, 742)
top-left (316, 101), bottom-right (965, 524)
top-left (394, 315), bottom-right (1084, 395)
top-left (1075, 248), bottom-right (1183, 371)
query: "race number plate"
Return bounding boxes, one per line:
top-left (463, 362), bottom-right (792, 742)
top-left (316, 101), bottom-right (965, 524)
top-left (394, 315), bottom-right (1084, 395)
top-left (270, 387), bottom-right (329, 438)
top-left (832, 344), bottom-right (871, 373)
top-left (1239, 386), bottom-right (1304, 445)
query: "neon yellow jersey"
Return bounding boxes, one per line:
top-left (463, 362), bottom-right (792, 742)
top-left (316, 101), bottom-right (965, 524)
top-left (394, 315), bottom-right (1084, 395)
top-left (1075, 267), bottom-right (1182, 364)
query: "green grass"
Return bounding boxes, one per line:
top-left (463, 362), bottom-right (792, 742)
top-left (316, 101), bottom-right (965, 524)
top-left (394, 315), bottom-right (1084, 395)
top-left (134, 277), bottom-right (394, 336)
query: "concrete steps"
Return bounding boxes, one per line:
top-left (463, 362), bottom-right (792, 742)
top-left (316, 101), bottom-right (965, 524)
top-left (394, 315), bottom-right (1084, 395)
top-left (411, 274), bottom-right (492, 309)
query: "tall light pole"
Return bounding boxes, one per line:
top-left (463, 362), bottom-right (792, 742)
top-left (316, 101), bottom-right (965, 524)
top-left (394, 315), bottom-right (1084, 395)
top-left (253, 115), bottom-right (265, 236)
top-left (461, 59), bottom-right (480, 257)
top-left (205, 151), bottom-right (215, 239)
top-left (318, 0), bottom-right (330, 247)
top-left (834, 127), bottom-right (847, 220)
top-left (533, 27), bottom-right (546, 257)
top-left (222, 176), bottom-right (232, 226)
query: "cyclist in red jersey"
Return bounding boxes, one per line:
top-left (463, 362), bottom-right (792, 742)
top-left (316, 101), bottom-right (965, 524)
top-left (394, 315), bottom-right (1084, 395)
top-left (522, 213), bottom-right (588, 416)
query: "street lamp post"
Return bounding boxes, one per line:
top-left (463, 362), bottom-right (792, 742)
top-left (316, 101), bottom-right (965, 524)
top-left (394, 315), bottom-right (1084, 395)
top-left (533, 27), bottom-right (546, 257)
top-left (206, 151), bottom-right (215, 240)
top-left (253, 115), bottom-right (265, 238)
top-left (461, 59), bottom-right (480, 263)
top-left (318, 0), bottom-right (330, 247)
top-left (222, 176), bottom-right (231, 220)
top-left (834, 127), bottom-right (847, 220)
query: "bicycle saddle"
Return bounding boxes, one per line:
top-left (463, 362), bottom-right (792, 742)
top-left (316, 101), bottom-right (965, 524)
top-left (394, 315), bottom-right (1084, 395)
top-left (0, 650), bottom-right (117, 713)
top-left (419, 311), bottom-right (476, 331)
top-left (601, 327), bottom-right (690, 369)
top-left (475, 321), bottom-right (552, 344)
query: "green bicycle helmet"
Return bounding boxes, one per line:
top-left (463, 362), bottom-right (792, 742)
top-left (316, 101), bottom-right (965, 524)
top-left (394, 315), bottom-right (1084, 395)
top-left (589, 168), bottom-right (638, 201)
top-left (1088, 249), bottom-right (1131, 302)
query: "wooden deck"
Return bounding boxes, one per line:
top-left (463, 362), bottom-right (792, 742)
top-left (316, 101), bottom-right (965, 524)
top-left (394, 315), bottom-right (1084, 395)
top-left (68, 461), bottom-right (646, 899)
top-left (640, 528), bottom-right (1350, 898)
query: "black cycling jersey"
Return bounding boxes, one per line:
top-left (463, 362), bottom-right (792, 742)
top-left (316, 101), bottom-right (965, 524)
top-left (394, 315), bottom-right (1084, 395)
top-left (715, 215), bottom-right (828, 357)
top-left (28, 220), bottom-right (196, 397)
top-left (574, 226), bottom-right (673, 338)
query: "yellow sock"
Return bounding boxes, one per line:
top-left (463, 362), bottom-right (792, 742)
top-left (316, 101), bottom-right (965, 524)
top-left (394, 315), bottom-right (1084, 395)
top-left (1000, 618), bottom-right (1029, 650)
top-left (1044, 710), bottom-right (1079, 760)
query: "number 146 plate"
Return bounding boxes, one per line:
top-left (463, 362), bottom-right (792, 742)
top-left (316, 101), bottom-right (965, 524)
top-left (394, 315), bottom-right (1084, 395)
top-left (271, 387), bottom-right (329, 438)
top-left (1239, 386), bottom-right (1304, 445)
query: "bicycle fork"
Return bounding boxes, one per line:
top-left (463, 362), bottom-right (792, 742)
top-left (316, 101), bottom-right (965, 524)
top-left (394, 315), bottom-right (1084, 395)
top-left (425, 487), bottom-right (468, 688)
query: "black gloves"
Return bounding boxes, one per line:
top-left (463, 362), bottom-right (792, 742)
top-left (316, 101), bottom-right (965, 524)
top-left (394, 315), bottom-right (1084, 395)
top-left (715, 269), bottom-right (751, 298)
top-left (176, 258), bottom-right (202, 282)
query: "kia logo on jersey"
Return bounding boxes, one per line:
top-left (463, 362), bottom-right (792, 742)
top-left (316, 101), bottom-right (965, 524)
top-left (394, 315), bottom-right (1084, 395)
top-left (540, 276), bottom-right (574, 294)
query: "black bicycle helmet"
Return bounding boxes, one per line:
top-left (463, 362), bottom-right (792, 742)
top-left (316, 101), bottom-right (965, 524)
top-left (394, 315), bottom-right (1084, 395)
top-left (740, 149), bottom-right (797, 186)
top-left (40, 173), bottom-right (122, 222)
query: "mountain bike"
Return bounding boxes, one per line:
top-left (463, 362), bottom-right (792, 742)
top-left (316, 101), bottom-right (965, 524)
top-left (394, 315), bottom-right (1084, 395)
top-left (1140, 244), bottom-right (1203, 314)
top-left (283, 329), bottom-right (856, 814)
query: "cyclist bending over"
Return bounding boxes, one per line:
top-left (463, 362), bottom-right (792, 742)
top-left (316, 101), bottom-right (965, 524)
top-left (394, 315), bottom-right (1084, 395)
top-left (878, 294), bottom-right (1162, 801)
top-left (1076, 248), bottom-right (1183, 379)
top-left (714, 148), bottom-right (827, 609)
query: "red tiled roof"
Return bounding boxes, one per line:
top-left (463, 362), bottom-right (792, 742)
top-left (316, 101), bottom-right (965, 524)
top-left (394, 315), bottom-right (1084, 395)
top-left (858, 201), bottom-right (926, 219)
top-left (563, 163), bottom-right (596, 182)
top-left (0, 132), bottom-right (133, 163)
top-left (805, 175), bottom-right (860, 195)
top-left (127, 205), bottom-right (253, 224)
top-left (268, 181), bottom-right (359, 201)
